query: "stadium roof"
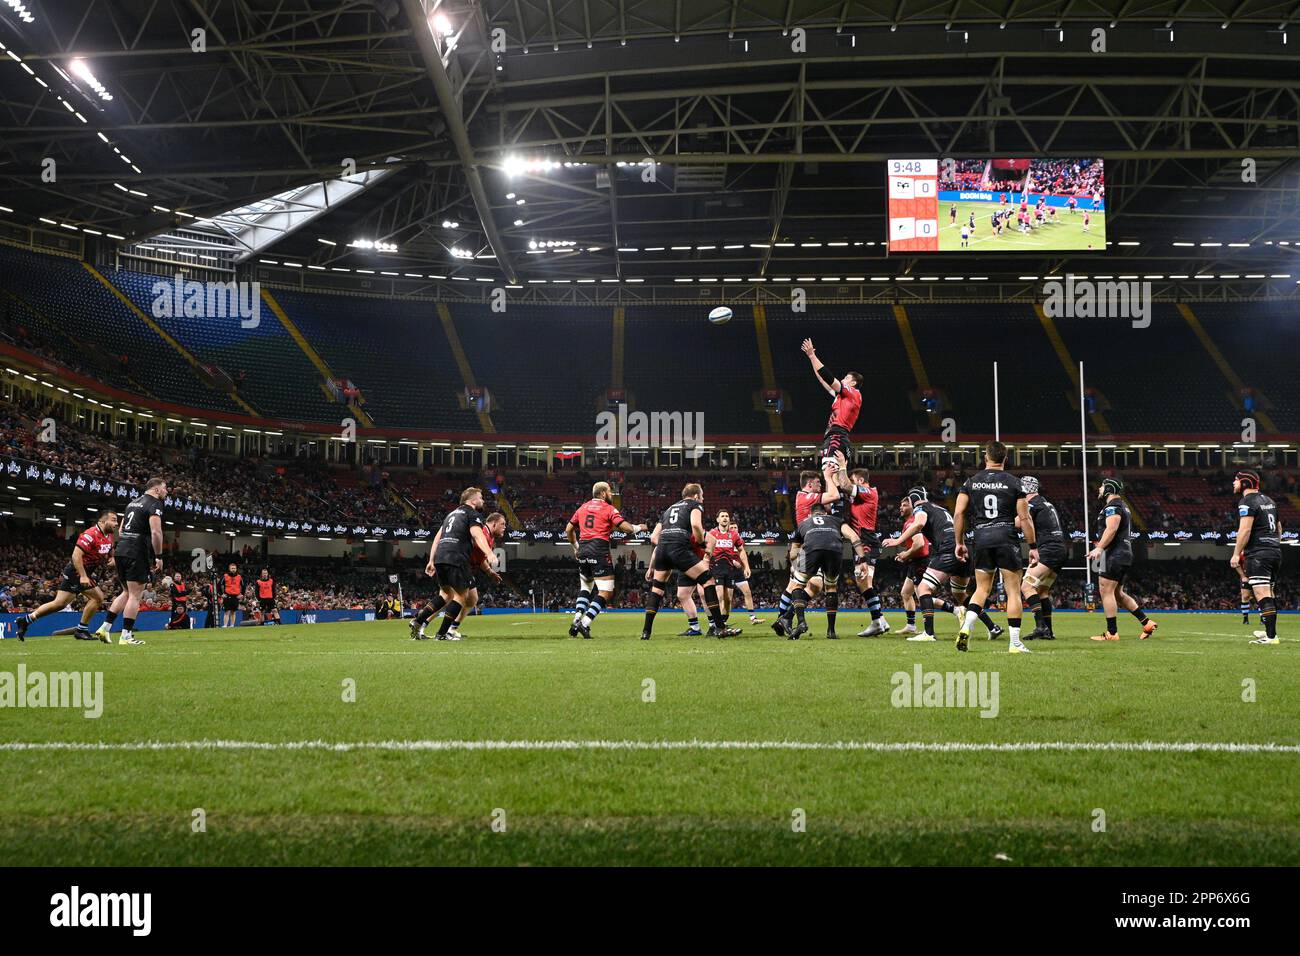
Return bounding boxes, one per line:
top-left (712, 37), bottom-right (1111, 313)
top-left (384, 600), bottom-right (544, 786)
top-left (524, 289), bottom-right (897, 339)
top-left (1, 0), bottom-right (1298, 298)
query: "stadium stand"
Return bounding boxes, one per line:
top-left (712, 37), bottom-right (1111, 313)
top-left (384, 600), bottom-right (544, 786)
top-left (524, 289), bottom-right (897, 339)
top-left (2, 245), bottom-right (1298, 440)
top-left (0, 244), bottom-right (242, 414)
top-left (268, 287), bottom-right (481, 431)
top-left (1193, 300), bottom-right (1300, 433)
top-left (453, 303), bottom-right (611, 434)
top-left (1052, 303), bottom-right (1242, 434)
top-left (906, 304), bottom-right (1078, 435)
top-left (105, 267), bottom-right (333, 423)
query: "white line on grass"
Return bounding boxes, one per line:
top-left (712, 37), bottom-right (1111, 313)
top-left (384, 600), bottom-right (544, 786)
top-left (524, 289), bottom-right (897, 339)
top-left (0, 740), bottom-right (1295, 754)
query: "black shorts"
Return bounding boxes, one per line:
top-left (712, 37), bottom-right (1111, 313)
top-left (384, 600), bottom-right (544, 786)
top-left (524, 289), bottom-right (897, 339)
top-left (57, 562), bottom-right (96, 595)
top-left (907, 560), bottom-right (928, 586)
top-left (653, 539), bottom-right (704, 576)
top-left (802, 548), bottom-right (843, 583)
top-left (1244, 551), bottom-right (1281, 586)
top-left (927, 550), bottom-right (964, 578)
top-left (222, 594), bottom-right (241, 612)
top-left (258, 598), bottom-right (276, 613)
top-left (1098, 561), bottom-right (1130, 583)
top-left (856, 531), bottom-right (882, 567)
top-left (577, 540), bottom-right (614, 579)
top-left (115, 554), bottom-right (151, 585)
top-left (710, 563), bottom-right (738, 587)
top-left (1035, 547), bottom-right (1068, 573)
top-left (975, 544), bottom-right (1023, 573)
top-left (434, 561), bottom-right (474, 593)
top-left (821, 427), bottom-right (853, 465)
top-left (1097, 549), bottom-right (1132, 583)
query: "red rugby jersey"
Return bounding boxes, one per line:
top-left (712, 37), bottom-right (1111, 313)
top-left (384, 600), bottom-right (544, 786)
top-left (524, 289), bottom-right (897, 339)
top-left (75, 524), bottom-right (114, 568)
top-left (795, 490), bottom-right (823, 525)
top-left (710, 526), bottom-right (742, 564)
top-left (827, 384), bottom-right (862, 432)
top-left (569, 498), bottom-right (625, 541)
top-left (848, 484), bottom-right (879, 533)
top-left (904, 514), bottom-right (930, 559)
top-left (470, 527), bottom-right (496, 565)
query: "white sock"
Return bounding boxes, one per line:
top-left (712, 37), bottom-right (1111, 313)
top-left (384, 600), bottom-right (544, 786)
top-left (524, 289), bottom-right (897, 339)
top-left (1010, 626), bottom-right (1021, 644)
top-left (962, 609), bottom-right (979, 632)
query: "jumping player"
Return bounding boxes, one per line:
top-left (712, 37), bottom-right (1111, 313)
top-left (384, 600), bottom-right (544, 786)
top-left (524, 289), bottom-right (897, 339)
top-left (1230, 470), bottom-right (1282, 645)
top-left (1087, 477), bottom-right (1157, 641)
top-left (641, 484), bottom-right (740, 640)
top-left (952, 441), bottom-right (1036, 654)
top-left (13, 509), bottom-right (118, 642)
top-left (565, 481), bottom-right (645, 639)
top-left (1019, 477), bottom-right (1067, 640)
top-left (800, 337), bottom-right (861, 496)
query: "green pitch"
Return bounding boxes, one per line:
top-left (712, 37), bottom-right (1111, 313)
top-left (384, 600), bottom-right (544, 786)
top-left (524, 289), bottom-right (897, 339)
top-left (938, 202), bottom-right (1105, 251)
top-left (0, 611), bottom-right (1294, 866)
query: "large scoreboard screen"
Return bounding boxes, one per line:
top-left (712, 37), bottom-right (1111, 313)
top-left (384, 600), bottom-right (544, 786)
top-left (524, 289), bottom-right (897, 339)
top-left (887, 157), bottom-right (1106, 253)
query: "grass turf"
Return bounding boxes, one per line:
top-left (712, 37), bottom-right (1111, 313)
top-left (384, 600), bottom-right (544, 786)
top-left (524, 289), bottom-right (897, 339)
top-left (938, 201), bottom-right (1105, 251)
top-left (0, 609), bottom-right (1294, 866)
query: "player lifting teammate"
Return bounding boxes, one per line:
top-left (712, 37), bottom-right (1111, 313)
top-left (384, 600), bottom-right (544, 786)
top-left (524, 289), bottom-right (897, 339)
top-left (565, 482), bottom-right (645, 639)
top-left (773, 467), bottom-right (852, 636)
top-left (1086, 477), bottom-right (1157, 642)
top-left (705, 510), bottom-right (762, 627)
top-left (641, 484), bottom-right (740, 640)
top-left (841, 467), bottom-right (889, 637)
top-left (1018, 476), bottom-right (1068, 640)
top-left (411, 487), bottom-right (498, 641)
top-left (952, 442), bottom-right (1036, 654)
top-left (785, 505), bottom-right (853, 639)
top-left (13, 509), bottom-right (118, 642)
top-left (1230, 470), bottom-right (1282, 645)
top-left (98, 477), bottom-right (168, 645)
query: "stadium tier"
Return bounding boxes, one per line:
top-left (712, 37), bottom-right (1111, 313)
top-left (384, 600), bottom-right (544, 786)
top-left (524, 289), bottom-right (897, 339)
top-left (0, 244), bottom-right (241, 414)
top-left (3, 244), bottom-right (1298, 439)
top-left (267, 286), bottom-right (480, 430)
top-left (104, 266), bottom-right (332, 422)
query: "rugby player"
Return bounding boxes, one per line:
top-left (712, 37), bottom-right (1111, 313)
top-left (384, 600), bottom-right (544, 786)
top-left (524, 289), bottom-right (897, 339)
top-left (13, 509), bottom-right (117, 642)
top-left (1086, 477), bottom-right (1157, 642)
top-left (1230, 470), bottom-right (1282, 645)
top-left (565, 482), bottom-right (645, 639)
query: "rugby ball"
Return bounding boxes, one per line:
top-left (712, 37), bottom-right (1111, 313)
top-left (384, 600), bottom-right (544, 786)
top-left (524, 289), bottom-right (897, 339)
top-left (708, 306), bottom-right (733, 325)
